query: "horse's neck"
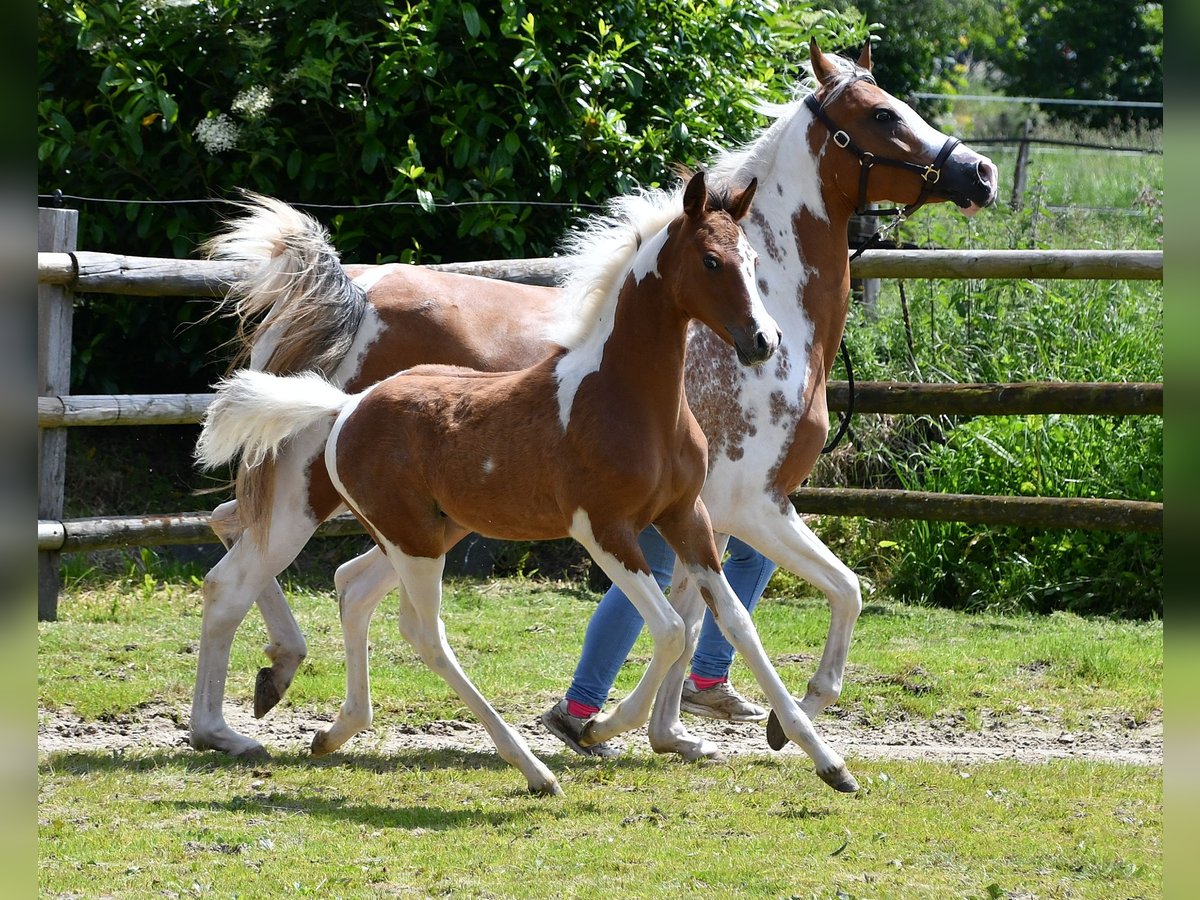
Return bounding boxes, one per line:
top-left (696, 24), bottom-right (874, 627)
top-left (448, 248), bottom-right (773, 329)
top-left (598, 271), bottom-right (691, 400)
top-left (737, 135), bottom-right (852, 378)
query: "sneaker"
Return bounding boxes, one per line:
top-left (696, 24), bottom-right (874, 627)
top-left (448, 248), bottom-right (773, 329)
top-left (680, 678), bottom-right (768, 722)
top-left (540, 700), bottom-right (621, 759)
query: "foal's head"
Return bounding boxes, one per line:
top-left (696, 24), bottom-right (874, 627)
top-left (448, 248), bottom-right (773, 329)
top-left (666, 171), bottom-right (780, 366)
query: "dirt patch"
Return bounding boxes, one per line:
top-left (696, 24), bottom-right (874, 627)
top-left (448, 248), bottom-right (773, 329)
top-left (38, 701), bottom-right (1162, 767)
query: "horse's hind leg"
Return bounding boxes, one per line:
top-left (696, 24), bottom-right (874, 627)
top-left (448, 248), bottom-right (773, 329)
top-left (383, 544), bottom-right (562, 796)
top-left (191, 498), bottom-right (322, 758)
top-left (311, 546), bottom-right (398, 756)
top-left (209, 500), bottom-right (308, 718)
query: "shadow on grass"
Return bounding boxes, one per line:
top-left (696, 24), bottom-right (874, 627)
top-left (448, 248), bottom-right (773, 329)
top-left (39, 742), bottom-right (721, 781)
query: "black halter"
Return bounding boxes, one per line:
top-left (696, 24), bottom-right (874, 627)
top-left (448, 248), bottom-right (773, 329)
top-left (803, 92), bottom-right (961, 223)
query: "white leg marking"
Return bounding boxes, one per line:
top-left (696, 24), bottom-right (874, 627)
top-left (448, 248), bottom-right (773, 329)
top-left (568, 509), bottom-right (687, 746)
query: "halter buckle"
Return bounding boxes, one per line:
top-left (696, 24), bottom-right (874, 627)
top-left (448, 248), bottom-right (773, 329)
top-left (833, 130), bottom-right (851, 149)
top-left (921, 165), bottom-right (941, 184)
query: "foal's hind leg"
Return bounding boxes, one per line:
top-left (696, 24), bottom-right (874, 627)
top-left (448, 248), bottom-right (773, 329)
top-left (382, 544), bottom-right (562, 796)
top-left (192, 455), bottom-right (328, 757)
top-left (311, 546), bottom-right (398, 756)
top-left (209, 500), bottom-right (309, 719)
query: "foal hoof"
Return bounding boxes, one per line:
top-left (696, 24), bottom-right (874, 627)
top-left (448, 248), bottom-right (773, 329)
top-left (818, 765), bottom-right (860, 794)
top-left (254, 667), bottom-right (284, 719)
top-left (765, 710), bottom-right (788, 751)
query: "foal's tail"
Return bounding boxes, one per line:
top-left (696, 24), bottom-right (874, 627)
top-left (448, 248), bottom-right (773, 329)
top-left (203, 192), bottom-right (367, 379)
top-left (196, 370), bottom-right (351, 474)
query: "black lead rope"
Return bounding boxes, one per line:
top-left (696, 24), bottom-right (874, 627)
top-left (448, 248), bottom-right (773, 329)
top-left (821, 337), bottom-right (855, 454)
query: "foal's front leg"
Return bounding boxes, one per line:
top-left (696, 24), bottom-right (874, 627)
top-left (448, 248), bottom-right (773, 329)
top-left (645, 539), bottom-right (730, 762)
top-left (568, 512), bottom-right (688, 748)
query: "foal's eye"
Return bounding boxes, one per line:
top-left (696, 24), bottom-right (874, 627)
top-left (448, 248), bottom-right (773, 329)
top-left (703, 254), bottom-right (721, 270)
top-left (874, 108), bottom-right (896, 123)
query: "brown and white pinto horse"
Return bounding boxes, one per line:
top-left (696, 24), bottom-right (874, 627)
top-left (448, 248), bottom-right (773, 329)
top-left (197, 172), bottom-right (798, 795)
top-left (192, 41), bottom-right (998, 788)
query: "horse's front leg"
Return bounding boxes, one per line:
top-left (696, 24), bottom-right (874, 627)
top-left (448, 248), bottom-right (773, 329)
top-left (568, 512), bottom-right (687, 748)
top-left (311, 545), bottom-right (398, 756)
top-left (728, 502), bottom-right (863, 723)
top-left (645, 542), bottom-right (730, 762)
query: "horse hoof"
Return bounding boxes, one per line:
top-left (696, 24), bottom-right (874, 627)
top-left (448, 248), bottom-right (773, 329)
top-left (530, 779), bottom-right (565, 797)
top-left (254, 667), bottom-right (283, 719)
top-left (310, 730), bottom-right (337, 758)
top-left (766, 710), bottom-right (789, 751)
top-left (818, 765), bottom-right (860, 793)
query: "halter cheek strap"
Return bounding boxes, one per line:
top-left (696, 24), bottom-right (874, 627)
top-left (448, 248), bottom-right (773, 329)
top-left (803, 93), bottom-right (961, 220)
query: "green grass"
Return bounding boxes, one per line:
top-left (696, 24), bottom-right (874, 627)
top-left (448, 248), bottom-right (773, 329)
top-left (40, 575), bottom-right (1162, 897)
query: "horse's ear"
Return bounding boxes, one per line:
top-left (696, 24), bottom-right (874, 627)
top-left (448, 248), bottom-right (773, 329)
top-left (810, 38), bottom-right (838, 84)
top-left (683, 170), bottom-right (708, 219)
top-left (857, 41), bottom-right (873, 72)
top-left (729, 177), bottom-right (758, 222)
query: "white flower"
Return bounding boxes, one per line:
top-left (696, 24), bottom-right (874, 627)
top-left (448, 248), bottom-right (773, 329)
top-left (194, 113), bottom-right (240, 153)
top-left (231, 86), bottom-right (272, 120)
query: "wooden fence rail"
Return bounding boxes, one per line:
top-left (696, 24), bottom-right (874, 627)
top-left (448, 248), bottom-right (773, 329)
top-left (38, 248), bottom-right (1165, 294)
top-left (35, 227), bottom-right (1164, 619)
top-left (37, 381), bottom-right (1164, 428)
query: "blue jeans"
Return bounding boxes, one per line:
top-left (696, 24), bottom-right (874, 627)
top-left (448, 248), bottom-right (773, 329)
top-left (565, 528), bottom-right (777, 710)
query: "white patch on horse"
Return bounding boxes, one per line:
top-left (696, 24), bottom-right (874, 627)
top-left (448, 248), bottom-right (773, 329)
top-left (482, 458), bottom-right (495, 475)
top-left (350, 264), bottom-right (404, 294)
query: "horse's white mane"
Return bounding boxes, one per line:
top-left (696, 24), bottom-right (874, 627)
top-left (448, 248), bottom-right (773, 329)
top-left (550, 187), bottom-right (683, 349)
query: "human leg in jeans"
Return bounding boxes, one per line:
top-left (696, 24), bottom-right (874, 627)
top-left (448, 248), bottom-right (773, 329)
top-left (541, 527), bottom-right (776, 755)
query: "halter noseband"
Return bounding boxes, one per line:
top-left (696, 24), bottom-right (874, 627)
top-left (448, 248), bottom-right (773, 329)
top-left (803, 92), bottom-right (961, 223)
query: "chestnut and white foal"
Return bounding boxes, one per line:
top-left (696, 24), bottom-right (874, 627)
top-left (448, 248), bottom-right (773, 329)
top-left (197, 172), bottom-right (852, 795)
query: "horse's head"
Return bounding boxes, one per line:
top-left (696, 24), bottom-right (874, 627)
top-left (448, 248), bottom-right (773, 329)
top-left (807, 39), bottom-right (999, 217)
top-left (669, 171), bottom-right (781, 366)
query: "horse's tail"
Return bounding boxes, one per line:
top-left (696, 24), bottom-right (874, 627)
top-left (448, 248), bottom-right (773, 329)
top-left (202, 193), bottom-right (366, 538)
top-left (196, 369), bottom-right (351, 484)
top-left (203, 191), bottom-right (367, 379)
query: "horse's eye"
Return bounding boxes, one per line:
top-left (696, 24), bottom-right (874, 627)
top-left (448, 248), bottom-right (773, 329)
top-left (874, 109), bottom-right (896, 123)
top-left (703, 254), bottom-right (720, 270)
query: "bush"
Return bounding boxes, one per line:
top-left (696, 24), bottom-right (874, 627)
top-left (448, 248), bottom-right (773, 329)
top-left (38, 0), bottom-right (866, 390)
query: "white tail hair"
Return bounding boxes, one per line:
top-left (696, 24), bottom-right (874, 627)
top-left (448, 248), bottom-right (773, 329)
top-left (196, 370), bottom-right (351, 471)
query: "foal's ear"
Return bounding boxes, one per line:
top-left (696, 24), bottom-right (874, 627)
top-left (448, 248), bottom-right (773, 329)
top-left (729, 177), bottom-right (758, 222)
top-left (857, 41), bottom-right (873, 72)
top-left (683, 170), bottom-right (708, 220)
top-left (810, 38), bottom-right (839, 84)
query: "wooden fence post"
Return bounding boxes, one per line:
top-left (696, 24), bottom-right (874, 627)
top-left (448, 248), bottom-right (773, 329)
top-left (1010, 118), bottom-right (1033, 209)
top-left (38, 206), bottom-right (78, 621)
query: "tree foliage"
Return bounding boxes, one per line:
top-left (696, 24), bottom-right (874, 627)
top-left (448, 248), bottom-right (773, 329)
top-left (985, 1), bottom-right (1162, 128)
top-left (38, 0), bottom-right (866, 390)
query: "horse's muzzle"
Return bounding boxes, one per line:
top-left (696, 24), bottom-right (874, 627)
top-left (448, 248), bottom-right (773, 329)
top-left (942, 152), bottom-right (1000, 215)
top-left (731, 324), bottom-right (781, 367)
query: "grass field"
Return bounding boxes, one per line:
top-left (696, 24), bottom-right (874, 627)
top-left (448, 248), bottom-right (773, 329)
top-left (39, 574), bottom-right (1162, 898)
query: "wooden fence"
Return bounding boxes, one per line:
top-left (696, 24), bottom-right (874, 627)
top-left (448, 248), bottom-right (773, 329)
top-left (36, 206), bottom-right (1164, 618)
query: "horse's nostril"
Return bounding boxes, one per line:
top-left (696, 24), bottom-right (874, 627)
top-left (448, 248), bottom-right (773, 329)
top-left (755, 331), bottom-right (770, 353)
